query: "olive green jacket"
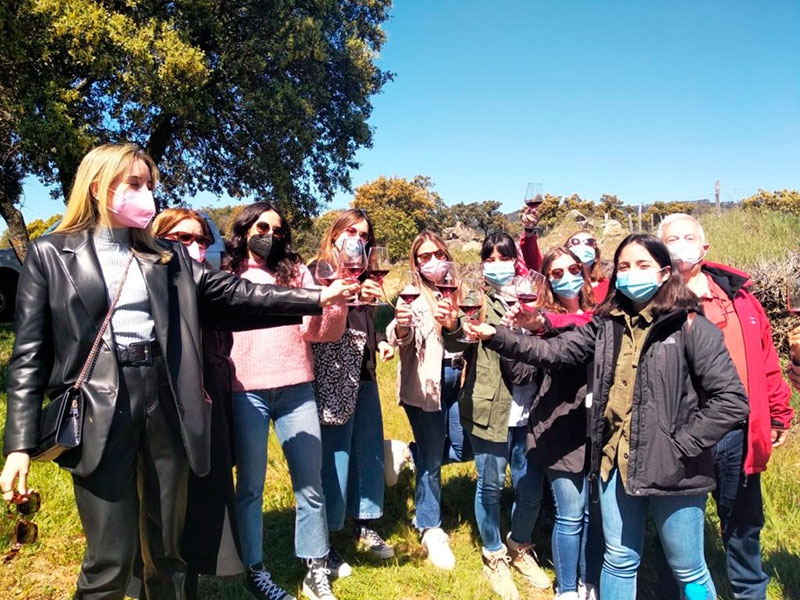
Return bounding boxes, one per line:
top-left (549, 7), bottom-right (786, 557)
top-left (445, 290), bottom-right (513, 443)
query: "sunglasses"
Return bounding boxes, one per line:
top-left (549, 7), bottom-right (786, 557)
top-left (165, 232), bottom-right (213, 249)
top-left (549, 264), bottom-right (582, 280)
top-left (568, 237), bottom-right (597, 248)
top-left (416, 250), bottom-right (447, 263)
top-left (344, 226), bottom-right (370, 242)
top-left (255, 221), bottom-right (285, 238)
top-left (4, 491), bottom-right (40, 564)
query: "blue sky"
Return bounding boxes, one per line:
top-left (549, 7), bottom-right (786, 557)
top-left (15, 0), bottom-right (800, 223)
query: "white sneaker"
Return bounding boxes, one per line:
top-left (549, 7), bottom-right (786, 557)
top-left (421, 527), bottom-right (456, 570)
top-left (383, 439), bottom-right (411, 487)
top-left (578, 582), bottom-right (598, 600)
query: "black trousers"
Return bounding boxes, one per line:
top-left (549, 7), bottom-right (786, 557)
top-left (72, 356), bottom-right (189, 600)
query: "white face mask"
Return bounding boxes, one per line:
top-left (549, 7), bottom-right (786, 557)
top-left (667, 240), bottom-right (704, 269)
top-left (186, 241), bottom-right (206, 264)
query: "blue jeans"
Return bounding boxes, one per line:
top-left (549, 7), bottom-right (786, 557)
top-left (232, 383), bottom-right (329, 565)
top-left (442, 364), bottom-right (472, 463)
top-left (600, 468), bottom-right (716, 600)
top-left (549, 469), bottom-right (590, 594)
top-left (320, 379), bottom-right (385, 531)
top-left (469, 426), bottom-right (545, 552)
top-left (712, 427), bottom-right (768, 600)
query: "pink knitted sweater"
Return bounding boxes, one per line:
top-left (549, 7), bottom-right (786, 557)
top-left (230, 260), bottom-right (347, 391)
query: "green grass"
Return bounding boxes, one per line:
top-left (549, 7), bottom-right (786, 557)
top-left (2, 207), bottom-right (800, 598)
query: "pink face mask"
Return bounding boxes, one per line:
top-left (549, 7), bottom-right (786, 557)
top-left (108, 187), bottom-right (156, 229)
top-left (187, 241), bottom-right (206, 264)
top-left (418, 257), bottom-right (448, 283)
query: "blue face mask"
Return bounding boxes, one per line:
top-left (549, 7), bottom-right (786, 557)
top-left (615, 268), bottom-right (666, 303)
top-left (483, 261), bottom-right (516, 287)
top-left (572, 243), bottom-right (596, 267)
top-left (551, 272), bottom-right (584, 300)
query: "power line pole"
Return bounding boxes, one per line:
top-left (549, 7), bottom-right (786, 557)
top-left (715, 180), bottom-right (720, 215)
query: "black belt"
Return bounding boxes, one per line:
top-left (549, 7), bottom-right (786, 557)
top-left (116, 340), bottom-right (162, 366)
top-left (443, 356), bottom-right (464, 369)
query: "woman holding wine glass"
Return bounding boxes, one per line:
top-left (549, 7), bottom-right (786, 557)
top-left (310, 209), bottom-right (397, 567)
top-left (225, 202), bottom-right (353, 600)
top-left (445, 232), bottom-right (550, 600)
top-left (385, 231), bottom-right (473, 570)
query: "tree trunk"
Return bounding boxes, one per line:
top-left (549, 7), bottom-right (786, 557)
top-left (0, 191), bottom-right (29, 263)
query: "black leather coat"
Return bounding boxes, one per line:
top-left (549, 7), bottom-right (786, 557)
top-left (3, 230), bottom-right (322, 478)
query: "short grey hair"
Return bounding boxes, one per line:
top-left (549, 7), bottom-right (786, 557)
top-left (656, 213), bottom-right (706, 244)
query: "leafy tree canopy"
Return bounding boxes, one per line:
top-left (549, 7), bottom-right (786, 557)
top-left (742, 189), bottom-right (800, 213)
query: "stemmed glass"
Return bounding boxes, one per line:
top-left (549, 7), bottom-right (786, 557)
top-left (434, 261), bottom-right (459, 300)
top-left (515, 272), bottom-right (546, 313)
top-left (524, 183), bottom-right (544, 208)
top-left (367, 246), bottom-right (391, 306)
top-left (787, 276), bottom-right (800, 316)
top-left (314, 260), bottom-right (339, 287)
top-left (339, 237), bottom-right (367, 306)
top-left (457, 278), bottom-right (484, 343)
top-left (397, 270), bottom-right (422, 326)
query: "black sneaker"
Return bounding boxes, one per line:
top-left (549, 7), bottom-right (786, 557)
top-left (326, 547), bottom-right (353, 579)
top-left (354, 522), bottom-right (395, 559)
top-left (245, 565), bottom-right (296, 600)
top-left (302, 557), bottom-right (337, 600)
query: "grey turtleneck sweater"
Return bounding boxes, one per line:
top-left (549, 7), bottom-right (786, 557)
top-left (93, 227), bottom-right (156, 346)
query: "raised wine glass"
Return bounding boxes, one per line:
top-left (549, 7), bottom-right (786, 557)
top-left (397, 270), bottom-right (422, 326)
top-left (515, 271), bottom-right (547, 314)
top-left (524, 182), bottom-right (544, 209)
top-left (367, 246), bottom-right (391, 306)
top-left (340, 237), bottom-right (367, 306)
top-left (314, 260), bottom-right (338, 287)
top-left (435, 261), bottom-right (459, 301)
top-left (457, 277), bottom-right (484, 343)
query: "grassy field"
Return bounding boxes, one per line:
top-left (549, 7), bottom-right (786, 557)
top-left (1, 208), bottom-right (799, 599)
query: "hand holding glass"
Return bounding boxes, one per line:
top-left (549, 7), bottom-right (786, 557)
top-left (367, 246), bottom-right (391, 305)
top-left (340, 238), bottom-right (367, 306)
top-left (457, 278), bottom-right (484, 343)
top-left (397, 270), bottom-right (421, 326)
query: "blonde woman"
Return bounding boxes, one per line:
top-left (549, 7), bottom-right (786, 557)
top-left (0, 143), bottom-right (352, 599)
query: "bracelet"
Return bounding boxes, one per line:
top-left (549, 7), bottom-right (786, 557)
top-left (523, 226), bottom-right (539, 235)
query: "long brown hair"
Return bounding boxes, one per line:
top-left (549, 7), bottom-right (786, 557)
top-left (56, 143), bottom-right (168, 259)
top-left (316, 208), bottom-right (374, 266)
top-left (566, 228), bottom-right (606, 283)
top-left (537, 247), bottom-right (596, 313)
top-left (595, 234), bottom-right (700, 317)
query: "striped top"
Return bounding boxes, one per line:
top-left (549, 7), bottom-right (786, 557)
top-left (93, 227), bottom-right (155, 346)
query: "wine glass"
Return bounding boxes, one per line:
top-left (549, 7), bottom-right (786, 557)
top-left (457, 278), bottom-right (484, 343)
top-left (515, 271), bottom-right (546, 313)
top-left (367, 246), bottom-right (391, 306)
top-left (314, 260), bottom-right (338, 287)
top-left (435, 261), bottom-right (459, 300)
top-left (787, 276), bottom-right (800, 316)
top-left (397, 270), bottom-right (422, 326)
top-left (524, 183), bottom-right (544, 208)
top-left (340, 237), bottom-right (367, 306)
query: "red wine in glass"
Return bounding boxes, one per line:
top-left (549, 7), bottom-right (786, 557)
top-left (525, 193), bottom-right (544, 208)
top-left (436, 283), bottom-right (458, 298)
top-left (459, 304), bottom-right (481, 317)
top-left (368, 269), bottom-right (390, 283)
top-left (342, 262), bottom-right (365, 280)
top-left (318, 276), bottom-right (337, 287)
top-left (399, 290), bottom-right (421, 303)
top-left (517, 292), bottom-right (538, 304)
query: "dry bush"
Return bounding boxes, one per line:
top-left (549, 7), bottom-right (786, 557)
top-left (746, 251), bottom-right (800, 358)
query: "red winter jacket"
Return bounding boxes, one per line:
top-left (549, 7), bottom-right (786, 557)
top-left (703, 262), bottom-right (794, 475)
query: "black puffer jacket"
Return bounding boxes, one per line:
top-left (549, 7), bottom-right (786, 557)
top-left (486, 308), bottom-right (749, 496)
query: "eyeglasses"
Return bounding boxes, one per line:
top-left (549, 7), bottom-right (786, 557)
top-left (255, 221), bottom-right (285, 238)
top-left (548, 264), bottom-right (582, 280)
top-left (416, 250), bottom-right (447, 263)
top-left (4, 491), bottom-right (40, 564)
top-left (568, 237), bottom-right (597, 248)
top-left (165, 232), bottom-right (213, 249)
top-left (344, 226), bottom-right (370, 242)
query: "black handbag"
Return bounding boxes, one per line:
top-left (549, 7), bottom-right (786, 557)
top-left (32, 253), bottom-right (135, 462)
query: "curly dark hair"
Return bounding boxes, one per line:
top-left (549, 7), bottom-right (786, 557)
top-left (226, 201), bottom-right (302, 287)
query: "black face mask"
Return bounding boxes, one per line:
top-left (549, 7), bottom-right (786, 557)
top-left (247, 233), bottom-right (273, 261)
